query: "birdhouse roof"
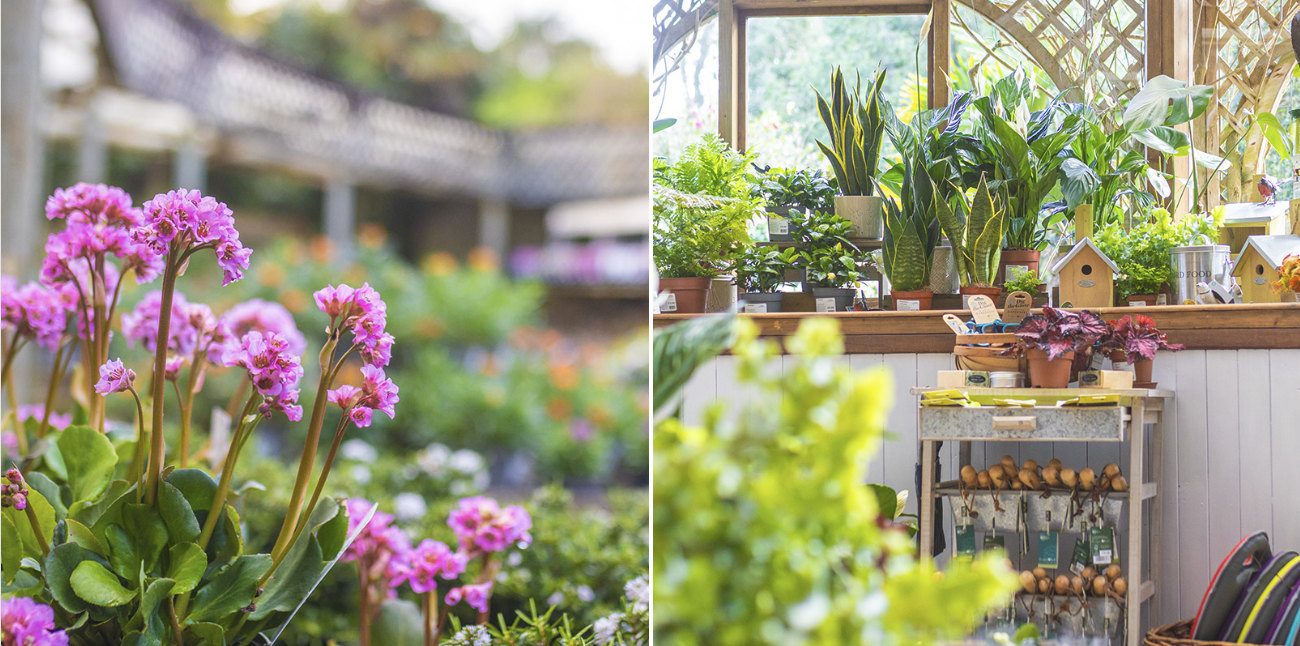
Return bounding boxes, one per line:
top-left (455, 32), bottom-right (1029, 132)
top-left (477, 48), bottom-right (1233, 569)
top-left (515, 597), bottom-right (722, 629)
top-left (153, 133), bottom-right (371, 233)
top-left (1049, 238), bottom-right (1119, 276)
top-left (1220, 200), bottom-right (1290, 225)
top-left (1232, 234), bottom-right (1300, 272)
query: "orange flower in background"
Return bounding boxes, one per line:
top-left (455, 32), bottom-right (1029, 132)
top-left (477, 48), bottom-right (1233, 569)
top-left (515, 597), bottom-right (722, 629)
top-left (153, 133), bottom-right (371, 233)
top-left (281, 288), bottom-right (307, 314)
top-left (467, 247), bottom-right (498, 272)
top-left (358, 223), bottom-right (387, 249)
top-left (480, 352), bottom-right (500, 377)
top-left (343, 263), bottom-right (364, 285)
top-left (424, 252), bottom-right (457, 277)
top-left (1273, 254), bottom-right (1300, 294)
top-left (260, 262), bottom-right (285, 288)
top-left (416, 318), bottom-right (444, 339)
top-left (587, 402), bottom-right (612, 429)
top-left (546, 397), bottom-right (573, 421)
top-left (310, 236), bottom-right (334, 263)
top-left (547, 361), bottom-right (578, 390)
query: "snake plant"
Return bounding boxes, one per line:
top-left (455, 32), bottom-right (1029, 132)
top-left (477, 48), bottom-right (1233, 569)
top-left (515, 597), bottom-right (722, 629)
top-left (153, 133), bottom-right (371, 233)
top-left (814, 67), bottom-right (887, 197)
top-left (881, 157), bottom-right (942, 292)
top-left (936, 174), bottom-right (1007, 287)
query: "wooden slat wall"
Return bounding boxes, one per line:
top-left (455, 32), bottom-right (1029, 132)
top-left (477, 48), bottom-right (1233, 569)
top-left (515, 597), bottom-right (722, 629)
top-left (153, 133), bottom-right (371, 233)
top-left (675, 348), bottom-right (1300, 629)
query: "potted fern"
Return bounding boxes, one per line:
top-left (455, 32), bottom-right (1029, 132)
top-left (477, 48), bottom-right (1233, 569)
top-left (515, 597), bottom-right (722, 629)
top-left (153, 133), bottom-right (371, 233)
top-left (881, 158), bottom-right (942, 310)
top-left (815, 67), bottom-right (887, 239)
top-left (935, 174), bottom-right (1009, 306)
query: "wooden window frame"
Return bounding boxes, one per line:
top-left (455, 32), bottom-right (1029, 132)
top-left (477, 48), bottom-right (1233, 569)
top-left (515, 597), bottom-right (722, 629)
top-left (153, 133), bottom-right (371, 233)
top-left (717, 0), bottom-right (951, 151)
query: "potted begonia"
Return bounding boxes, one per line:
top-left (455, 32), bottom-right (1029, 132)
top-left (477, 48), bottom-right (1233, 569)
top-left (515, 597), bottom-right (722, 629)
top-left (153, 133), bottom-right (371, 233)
top-left (1, 183), bottom-right (399, 645)
top-left (1012, 306), bottom-right (1108, 387)
top-left (1099, 314), bottom-right (1185, 387)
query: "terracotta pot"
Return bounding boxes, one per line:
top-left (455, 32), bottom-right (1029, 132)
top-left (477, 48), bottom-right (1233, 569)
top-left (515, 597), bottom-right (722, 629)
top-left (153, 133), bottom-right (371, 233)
top-left (658, 277), bottom-right (710, 314)
top-left (960, 285), bottom-right (1003, 309)
top-left (891, 289), bottom-right (934, 311)
top-left (998, 248), bottom-right (1041, 286)
top-left (1125, 294), bottom-right (1158, 307)
top-left (1026, 348), bottom-right (1075, 388)
top-left (1134, 358), bottom-right (1153, 384)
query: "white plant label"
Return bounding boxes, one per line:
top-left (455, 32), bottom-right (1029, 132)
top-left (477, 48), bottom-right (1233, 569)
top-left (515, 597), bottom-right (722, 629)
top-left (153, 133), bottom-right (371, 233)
top-left (1089, 352), bottom-right (1105, 369)
top-left (661, 292), bottom-right (678, 312)
top-left (1078, 279), bottom-right (1096, 288)
top-left (941, 313), bottom-right (967, 335)
top-left (1156, 293), bottom-right (1167, 305)
top-left (1005, 265), bottom-right (1030, 280)
top-left (896, 299), bottom-right (920, 311)
top-left (768, 216), bottom-right (789, 235)
top-left (744, 302), bottom-right (768, 313)
top-left (1127, 300), bottom-right (1147, 307)
top-left (815, 297), bottom-right (838, 313)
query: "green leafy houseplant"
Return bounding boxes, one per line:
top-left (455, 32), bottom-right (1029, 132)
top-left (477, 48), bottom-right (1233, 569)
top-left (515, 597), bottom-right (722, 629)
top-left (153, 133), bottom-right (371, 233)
top-left (814, 68), bottom-right (888, 197)
top-left (729, 246), bottom-right (798, 294)
top-left (653, 134), bottom-right (762, 278)
top-left (1094, 207), bottom-right (1223, 300)
top-left (653, 318), bottom-right (1018, 644)
top-left (936, 175), bottom-right (1008, 288)
top-left (751, 165), bottom-right (837, 214)
top-left (801, 244), bottom-right (865, 289)
top-left (880, 158), bottom-right (943, 293)
top-left (1002, 269), bottom-right (1044, 295)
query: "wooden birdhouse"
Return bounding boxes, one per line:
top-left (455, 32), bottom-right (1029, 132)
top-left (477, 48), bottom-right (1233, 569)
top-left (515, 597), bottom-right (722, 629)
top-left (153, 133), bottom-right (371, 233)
top-left (1049, 239), bottom-right (1118, 308)
top-left (1231, 234), bottom-right (1300, 303)
top-left (1219, 200), bottom-right (1291, 254)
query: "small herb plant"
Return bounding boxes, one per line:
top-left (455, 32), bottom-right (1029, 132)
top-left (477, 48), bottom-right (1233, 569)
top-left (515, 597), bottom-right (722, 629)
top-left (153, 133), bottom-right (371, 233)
top-left (801, 244), bottom-right (866, 289)
top-left (1013, 306), bottom-right (1108, 360)
top-left (1100, 314), bottom-right (1185, 364)
top-left (729, 246), bottom-right (798, 294)
top-left (1094, 207), bottom-right (1223, 299)
top-left (752, 165), bottom-right (837, 214)
top-left (789, 210), bottom-right (856, 257)
top-left (1003, 269), bottom-right (1043, 294)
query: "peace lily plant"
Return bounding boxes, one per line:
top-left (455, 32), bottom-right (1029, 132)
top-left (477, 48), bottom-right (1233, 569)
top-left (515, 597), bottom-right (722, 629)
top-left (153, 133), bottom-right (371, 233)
top-left (1, 183), bottom-right (401, 646)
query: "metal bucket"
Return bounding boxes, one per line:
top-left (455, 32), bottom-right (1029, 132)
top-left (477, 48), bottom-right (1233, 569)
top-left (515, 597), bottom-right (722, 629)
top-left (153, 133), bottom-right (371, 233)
top-left (1170, 245), bottom-right (1230, 304)
top-left (930, 246), bottom-right (959, 294)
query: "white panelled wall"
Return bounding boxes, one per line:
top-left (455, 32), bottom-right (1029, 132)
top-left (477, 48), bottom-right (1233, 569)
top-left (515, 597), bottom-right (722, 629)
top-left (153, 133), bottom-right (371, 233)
top-left (678, 349), bottom-right (1300, 627)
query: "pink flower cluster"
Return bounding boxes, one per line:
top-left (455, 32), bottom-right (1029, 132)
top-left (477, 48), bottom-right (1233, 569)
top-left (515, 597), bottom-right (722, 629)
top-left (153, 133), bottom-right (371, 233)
top-left (2, 469), bottom-right (28, 511)
top-left (327, 365), bottom-right (400, 428)
top-left (447, 497), bottom-right (532, 557)
top-left (342, 499), bottom-right (411, 592)
top-left (390, 539), bottom-right (467, 594)
top-left (0, 597), bottom-right (68, 646)
top-left (444, 582), bottom-right (494, 613)
top-left (93, 359), bottom-right (136, 395)
top-left (0, 277), bottom-right (66, 350)
top-left (313, 283), bottom-right (394, 368)
top-left (15, 406), bottom-right (71, 430)
top-left (220, 299), bottom-right (306, 356)
top-left (224, 331), bottom-right (304, 421)
top-left (40, 183), bottom-right (162, 287)
top-left (133, 189), bottom-right (250, 285)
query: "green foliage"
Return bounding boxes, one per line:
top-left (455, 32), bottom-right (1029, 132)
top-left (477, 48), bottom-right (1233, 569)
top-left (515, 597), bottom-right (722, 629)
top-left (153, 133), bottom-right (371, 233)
top-left (653, 134), bottom-right (762, 278)
top-left (651, 312), bottom-right (739, 420)
top-left (937, 175), bottom-right (1008, 287)
top-left (789, 210), bottom-right (856, 257)
top-left (881, 155), bottom-right (943, 292)
top-left (752, 166), bottom-right (838, 214)
top-left (801, 243), bottom-right (866, 288)
top-left (815, 68), bottom-right (888, 196)
top-left (1002, 270), bottom-right (1043, 295)
top-left (730, 245), bottom-right (799, 294)
top-left (1094, 207), bottom-right (1224, 299)
top-left (653, 318), bottom-right (1018, 644)
top-left (1122, 76), bottom-right (1232, 214)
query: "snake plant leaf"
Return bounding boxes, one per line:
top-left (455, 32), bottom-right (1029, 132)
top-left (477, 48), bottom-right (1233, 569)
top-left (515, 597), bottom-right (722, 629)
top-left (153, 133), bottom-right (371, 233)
top-left (968, 176), bottom-right (1005, 286)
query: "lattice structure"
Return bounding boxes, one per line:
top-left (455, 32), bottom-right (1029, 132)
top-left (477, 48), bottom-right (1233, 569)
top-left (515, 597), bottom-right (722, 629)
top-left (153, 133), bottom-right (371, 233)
top-left (1199, 0), bottom-right (1299, 201)
top-left (90, 0), bottom-right (647, 207)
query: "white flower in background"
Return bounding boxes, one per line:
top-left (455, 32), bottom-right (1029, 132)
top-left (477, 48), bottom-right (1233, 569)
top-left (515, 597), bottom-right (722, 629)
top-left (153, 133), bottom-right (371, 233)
top-left (625, 575), bottom-right (648, 613)
top-left (340, 439), bottom-right (377, 463)
top-left (592, 613), bottom-right (625, 645)
top-left (416, 443), bottom-right (450, 474)
top-left (472, 470), bottom-right (490, 490)
top-left (445, 624), bottom-right (490, 646)
top-left (576, 585), bottom-right (595, 602)
top-left (547, 591), bottom-right (565, 607)
top-left (349, 465), bottom-right (371, 485)
top-left (450, 480), bottom-right (471, 496)
top-left (393, 492), bottom-right (427, 522)
top-left (450, 449), bottom-right (484, 474)
top-left (506, 551), bottom-right (523, 567)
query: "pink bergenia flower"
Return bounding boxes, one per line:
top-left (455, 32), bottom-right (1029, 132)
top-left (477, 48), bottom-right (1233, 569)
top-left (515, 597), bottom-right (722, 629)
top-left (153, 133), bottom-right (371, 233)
top-left (3, 469), bottom-right (29, 511)
top-left (0, 279), bottom-right (66, 350)
top-left (133, 189), bottom-right (250, 285)
top-left (0, 596), bottom-right (68, 646)
top-left (122, 291), bottom-right (190, 354)
top-left (447, 497), bottom-right (532, 556)
top-left (445, 582), bottom-right (493, 614)
top-left (224, 331), bottom-right (304, 421)
top-left (15, 406), bottom-right (71, 430)
top-left (94, 359), bottom-right (135, 395)
top-left (342, 499), bottom-right (412, 596)
top-left (52, 260), bottom-right (120, 341)
top-left (164, 355), bottom-right (187, 381)
top-left (390, 539), bottom-right (467, 594)
top-left (327, 366), bottom-right (399, 429)
top-left (220, 299), bottom-right (306, 356)
top-left (313, 283), bottom-right (393, 368)
top-left (39, 183), bottom-right (162, 288)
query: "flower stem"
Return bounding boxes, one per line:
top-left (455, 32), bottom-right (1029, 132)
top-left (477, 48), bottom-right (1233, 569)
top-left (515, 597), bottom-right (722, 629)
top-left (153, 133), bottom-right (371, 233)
top-left (127, 387), bottom-right (148, 498)
top-left (358, 553), bottom-right (372, 646)
top-left (424, 590), bottom-right (437, 646)
top-left (262, 414), bottom-right (350, 587)
top-left (268, 335), bottom-right (338, 564)
top-left (145, 250), bottom-right (180, 507)
top-left (37, 342), bottom-right (72, 439)
top-left (24, 503), bottom-right (50, 557)
top-left (1, 336), bottom-right (28, 454)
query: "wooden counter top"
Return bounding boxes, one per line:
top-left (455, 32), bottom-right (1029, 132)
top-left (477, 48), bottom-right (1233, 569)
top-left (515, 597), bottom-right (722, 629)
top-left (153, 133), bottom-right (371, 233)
top-left (653, 303), bottom-right (1300, 353)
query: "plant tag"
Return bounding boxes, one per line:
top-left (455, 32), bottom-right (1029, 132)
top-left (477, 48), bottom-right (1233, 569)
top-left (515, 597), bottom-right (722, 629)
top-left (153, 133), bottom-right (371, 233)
top-left (1069, 536), bottom-right (1090, 574)
top-left (743, 302), bottom-right (768, 314)
top-left (983, 533), bottom-right (1006, 552)
top-left (968, 295), bottom-right (999, 325)
top-left (661, 292), bottom-right (678, 312)
top-left (815, 297), bottom-right (837, 313)
top-left (1089, 352), bottom-right (1106, 369)
top-left (1038, 530), bottom-right (1059, 569)
top-left (955, 524), bottom-right (976, 560)
top-left (1157, 293), bottom-right (1168, 305)
top-left (1006, 265), bottom-right (1031, 280)
top-left (1003, 292), bottom-right (1033, 325)
top-left (1090, 526), bottom-right (1116, 566)
top-left (768, 215), bottom-right (789, 235)
top-left (896, 299), bottom-right (920, 311)
top-left (942, 313), bottom-right (967, 335)
top-left (1127, 299), bottom-right (1147, 307)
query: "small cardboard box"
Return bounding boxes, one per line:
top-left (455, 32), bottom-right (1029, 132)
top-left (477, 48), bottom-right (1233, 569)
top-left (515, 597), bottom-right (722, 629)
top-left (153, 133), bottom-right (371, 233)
top-left (937, 370), bottom-right (991, 388)
top-left (1077, 370), bottom-right (1134, 389)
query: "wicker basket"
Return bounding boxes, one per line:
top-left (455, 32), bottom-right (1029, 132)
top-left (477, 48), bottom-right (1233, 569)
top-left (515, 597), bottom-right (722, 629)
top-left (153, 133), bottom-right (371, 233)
top-left (1144, 619), bottom-right (1273, 646)
top-left (953, 333), bottom-right (1027, 374)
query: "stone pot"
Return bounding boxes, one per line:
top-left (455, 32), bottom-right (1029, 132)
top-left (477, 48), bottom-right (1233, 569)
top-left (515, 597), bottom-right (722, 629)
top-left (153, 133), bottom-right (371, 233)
top-left (833, 195), bottom-right (883, 238)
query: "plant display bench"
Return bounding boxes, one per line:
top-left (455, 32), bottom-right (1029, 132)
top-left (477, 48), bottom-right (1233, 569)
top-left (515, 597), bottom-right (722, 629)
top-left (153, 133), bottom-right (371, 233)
top-left (914, 387), bottom-right (1174, 645)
